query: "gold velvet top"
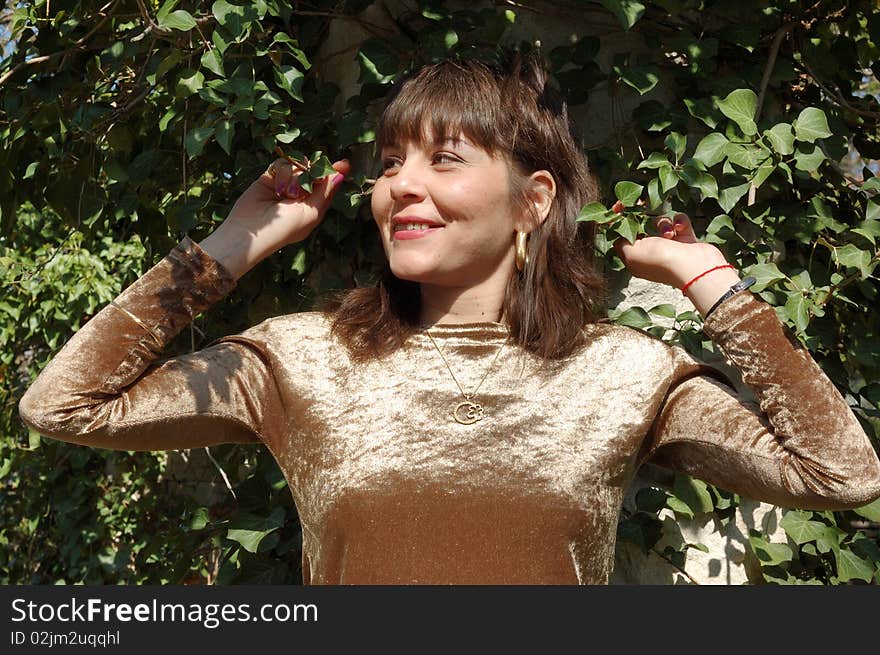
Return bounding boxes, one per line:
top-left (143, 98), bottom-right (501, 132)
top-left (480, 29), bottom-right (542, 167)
top-left (18, 238), bottom-right (880, 584)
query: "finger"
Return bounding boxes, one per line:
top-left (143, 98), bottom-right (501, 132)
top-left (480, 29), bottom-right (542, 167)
top-left (302, 159), bottom-right (351, 212)
top-left (671, 212), bottom-right (698, 244)
top-left (612, 235), bottom-right (634, 261)
top-left (654, 215), bottom-right (676, 239)
top-left (260, 157), bottom-right (296, 197)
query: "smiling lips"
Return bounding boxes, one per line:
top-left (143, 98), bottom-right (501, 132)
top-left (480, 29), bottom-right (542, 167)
top-left (392, 217), bottom-right (445, 240)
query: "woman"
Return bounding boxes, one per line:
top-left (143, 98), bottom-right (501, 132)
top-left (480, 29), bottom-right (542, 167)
top-left (18, 54), bottom-right (880, 584)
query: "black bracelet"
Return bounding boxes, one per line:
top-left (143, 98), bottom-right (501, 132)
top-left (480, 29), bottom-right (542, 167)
top-left (704, 276), bottom-right (756, 320)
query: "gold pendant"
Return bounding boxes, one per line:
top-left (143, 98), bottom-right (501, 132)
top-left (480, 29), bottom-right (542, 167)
top-left (453, 400), bottom-right (484, 425)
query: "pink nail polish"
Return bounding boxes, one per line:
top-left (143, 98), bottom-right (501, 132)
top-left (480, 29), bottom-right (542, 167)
top-left (286, 179), bottom-right (301, 197)
top-left (331, 173), bottom-right (345, 187)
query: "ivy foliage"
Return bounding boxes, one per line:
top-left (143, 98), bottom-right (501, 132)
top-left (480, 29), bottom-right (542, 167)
top-left (1, 0), bottom-right (879, 584)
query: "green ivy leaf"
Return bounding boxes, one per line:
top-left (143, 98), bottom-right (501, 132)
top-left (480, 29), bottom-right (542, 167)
top-left (576, 202), bottom-right (612, 223)
top-left (658, 165), bottom-right (678, 193)
top-left (779, 510), bottom-right (827, 544)
top-left (852, 217), bottom-right (880, 245)
top-left (611, 306), bottom-right (651, 329)
top-left (613, 215), bottom-right (641, 244)
top-left (684, 97), bottom-right (719, 128)
top-left (647, 176), bottom-right (662, 210)
top-left (614, 181), bottom-right (644, 206)
top-left (793, 143), bottom-right (826, 172)
top-left (705, 213), bottom-right (737, 244)
top-left (835, 243), bottom-right (874, 279)
top-left (861, 177), bottom-right (880, 194)
top-left (853, 496), bottom-right (880, 521)
top-left (201, 49), bottom-right (225, 77)
top-left (724, 142), bottom-right (769, 169)
top-left (816, 525), bottom-right (842, 554)
top-left (748, 531), bottom-right (793, 566)
top-left (158, 9), bottom-right (197, 32)
top-left (751, 160), bottom-right (775, 188)
top-left (666, 496), bottom-right (693, 518)
top-left (764, 123), bottom-right (795, 155)
top-left (290, 247), bottom-right (307, 275)
top-left (272, 33), bottom-right (311, 69)
top-left (784, 292), bottom-right (811, 332)
top-left (717, 88), bottom-right (758, 136)
top-left (647, 303), bottom-right (677, 318)
top-left (212, 0), bottom-right (255, 40)
top-left (212, 28), bottom-right (229, 54)
top-left (673, 475), bottom-right (714, 515)
top-left (357, 40), bottom-right (397, 84)
top-left (745, 262), bottom-right (787, 292)
top-left (834, 547), bottom-right (874, 583)
top-left (718, 181), bottom-right (750, 213)
top-left (794, 107), bottom-right (833, 143)
top-left (226, 507), bottom-right (286, 553)
top-left (184, 126), bottom-right (214, 158)
top-left (176, 70), bottom-right (205, 97)
top-left (664, 132), bottom-right (687, 163)
top-left (680, 161), bottom-right (718, 199)
top-left (636, 152), bottom-right (669, 170)
top-left (692, 133), bottom-right (729, 167)
top-left (599, 0), bottom-right (646, 30)
top-left (273, 65), bottom-right (304, 101)
top-left (215, 119), bottom-right (234, 154)
top-left (614, 65), bottom-right (660, 95)
top-left (189, 507), bottom-right (210, 531)
top-left (156, 0), bottom-right (179, 23)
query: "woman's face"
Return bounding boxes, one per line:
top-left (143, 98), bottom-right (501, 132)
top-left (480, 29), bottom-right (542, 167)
top-left (371, 133), bottom-right (525, 289)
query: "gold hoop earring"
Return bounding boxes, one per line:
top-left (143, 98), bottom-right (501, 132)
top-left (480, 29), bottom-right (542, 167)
top-left (515, 230), bottom-right (530, 272)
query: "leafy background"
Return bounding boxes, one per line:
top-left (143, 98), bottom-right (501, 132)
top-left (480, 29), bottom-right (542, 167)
top-left (1, 0), bottom-right (879, 584)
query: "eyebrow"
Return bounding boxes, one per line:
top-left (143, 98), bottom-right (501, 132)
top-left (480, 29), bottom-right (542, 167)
top-left (381, 136), bottom-right (475, 150)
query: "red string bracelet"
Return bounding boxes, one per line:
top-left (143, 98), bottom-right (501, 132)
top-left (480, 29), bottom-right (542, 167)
top-left (680, 263), bottom-right (735, 296)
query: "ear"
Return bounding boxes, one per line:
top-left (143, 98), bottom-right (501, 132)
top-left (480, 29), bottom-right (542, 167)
top-left (525, 169), bottom-right (556, 227)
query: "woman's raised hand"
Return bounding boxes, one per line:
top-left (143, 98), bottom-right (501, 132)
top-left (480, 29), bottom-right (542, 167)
top-left (613, 212), bottom-right (742, 317)
top-left (199, 156), bottom-right (351, 280)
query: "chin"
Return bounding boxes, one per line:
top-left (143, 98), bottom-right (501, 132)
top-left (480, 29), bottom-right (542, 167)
top-left (387, 253), bottom-right (435, 279)
top-left (388, 264), bottom-right (434, 284)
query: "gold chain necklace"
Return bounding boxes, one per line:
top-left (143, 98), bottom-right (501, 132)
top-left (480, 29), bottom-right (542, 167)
top-left (423, 328), bottom-right (507, 425)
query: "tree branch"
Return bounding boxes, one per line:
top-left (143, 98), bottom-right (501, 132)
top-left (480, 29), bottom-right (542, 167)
top-left (749, 20), bottom-right (797, 207)
top-left (797, 37), bottom-right (880, 121)
top-left (0, 54), bottom-right (54, 87)
top-left (756, 21), bottom-right (798, 120)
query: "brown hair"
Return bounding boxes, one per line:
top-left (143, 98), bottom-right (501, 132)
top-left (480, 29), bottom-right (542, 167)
top-left (320, 51), bottom-right (607, 361)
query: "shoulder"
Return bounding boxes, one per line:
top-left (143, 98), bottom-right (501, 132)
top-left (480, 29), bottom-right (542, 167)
top-left (237, 310), bottom-right (332, 339)
top-left (216, 311), bottom-right (337, 356)
top-left (575, 319), bottom-right (706, 377)
top-left (580, 319), bottom-right (671, 352)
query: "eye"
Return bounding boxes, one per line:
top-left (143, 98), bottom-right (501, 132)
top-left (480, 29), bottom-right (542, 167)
top-left (381, 156), bottom-right (402, 174)
top-left (432, 152), bottom-right (462, 166)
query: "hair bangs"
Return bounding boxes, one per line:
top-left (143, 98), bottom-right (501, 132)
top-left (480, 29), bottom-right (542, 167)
top-left (376, 61), bottom-right (508, 155)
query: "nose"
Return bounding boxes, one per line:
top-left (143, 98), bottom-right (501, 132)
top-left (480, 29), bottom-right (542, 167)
top-left (389, 157), bottom-right (428, 203)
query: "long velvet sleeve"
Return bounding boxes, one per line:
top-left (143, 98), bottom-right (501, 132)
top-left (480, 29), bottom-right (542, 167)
top-left (18, 237), bottom-right (284, 451)
top-left (644, 290), bottom-right (880, 510)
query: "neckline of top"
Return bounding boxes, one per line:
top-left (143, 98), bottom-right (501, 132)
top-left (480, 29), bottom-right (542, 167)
top-left (415, 321), bottom-right (511, 339)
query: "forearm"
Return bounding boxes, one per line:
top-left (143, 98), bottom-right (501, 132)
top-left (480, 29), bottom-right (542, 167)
top-left (649, 290), bottom-right (880, 508)
top-left (197, 221), bottom-right (276, 281)
top-left (17, 238), bottom-right (257, 448)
